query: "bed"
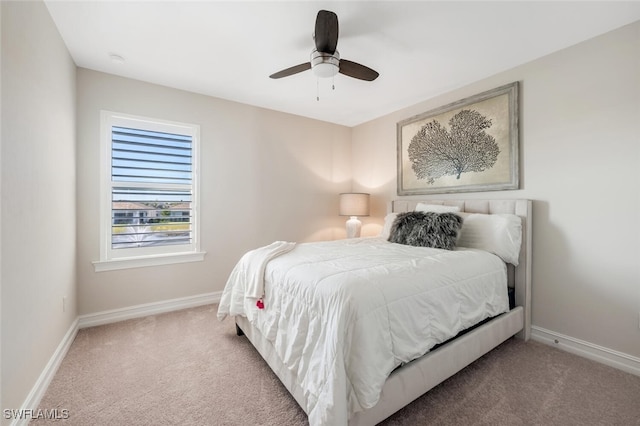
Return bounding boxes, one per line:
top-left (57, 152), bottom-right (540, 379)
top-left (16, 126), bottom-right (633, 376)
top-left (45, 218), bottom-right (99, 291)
top-left (218, 198), bottom-right (532, 426)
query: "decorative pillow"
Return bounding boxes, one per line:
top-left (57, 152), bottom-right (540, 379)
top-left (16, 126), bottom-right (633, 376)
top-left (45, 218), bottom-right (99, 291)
top-left (415, 202), bottom-right (461, 213)
top-left (388, 211), bottom-right (463, 250)
top-left (456, 213), bottom-right (522, 265)
top-left (380, 204), bottom-right (460, 239)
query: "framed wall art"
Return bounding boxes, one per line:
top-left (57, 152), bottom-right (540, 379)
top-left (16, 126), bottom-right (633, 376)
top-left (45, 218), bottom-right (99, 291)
top-left (397, 81), bottom-right (519, 195)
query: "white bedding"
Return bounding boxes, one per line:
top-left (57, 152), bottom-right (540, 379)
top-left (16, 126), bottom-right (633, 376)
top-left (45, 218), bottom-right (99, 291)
top-left (217, 237), bottom-right (509, 426)
top-left (217, 240), bottom-right (296, 321)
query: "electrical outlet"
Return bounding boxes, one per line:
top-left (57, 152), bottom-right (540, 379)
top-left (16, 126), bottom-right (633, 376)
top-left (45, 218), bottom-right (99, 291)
top-left (63, 296), bottom-right (67, 313)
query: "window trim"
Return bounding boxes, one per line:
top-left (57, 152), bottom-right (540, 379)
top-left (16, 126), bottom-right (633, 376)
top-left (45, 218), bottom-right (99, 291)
top-left (93, 111), bottom-right (205, 272)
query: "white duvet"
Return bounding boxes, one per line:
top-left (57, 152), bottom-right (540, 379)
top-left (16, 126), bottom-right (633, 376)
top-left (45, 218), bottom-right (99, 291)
top-left (217, 237), bottom-right (509, 426)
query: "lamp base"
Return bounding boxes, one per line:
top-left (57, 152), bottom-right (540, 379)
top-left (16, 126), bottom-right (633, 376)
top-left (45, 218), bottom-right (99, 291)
top-left (345, 216), bottom-right (362, 238)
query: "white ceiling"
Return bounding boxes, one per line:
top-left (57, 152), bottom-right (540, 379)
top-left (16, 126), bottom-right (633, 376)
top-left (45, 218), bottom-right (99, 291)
top-left (44, 1), bottom-right (640, 127)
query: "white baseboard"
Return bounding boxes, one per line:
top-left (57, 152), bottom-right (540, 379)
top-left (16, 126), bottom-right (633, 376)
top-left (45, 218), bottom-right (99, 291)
top-left (11, 317), bottom-right (79, 426)
top-left (22, 301), bottom-right (636, 426)
top-left (13, 292), bottom-right (222, 426)
top-left (531, 326), bottom-right (640, 377)
top-left (78, 291), bottom-right (222, 329)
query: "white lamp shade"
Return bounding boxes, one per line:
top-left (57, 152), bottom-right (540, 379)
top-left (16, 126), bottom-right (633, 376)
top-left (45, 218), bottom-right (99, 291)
top-left (339, 193), bottom-right (370, 217)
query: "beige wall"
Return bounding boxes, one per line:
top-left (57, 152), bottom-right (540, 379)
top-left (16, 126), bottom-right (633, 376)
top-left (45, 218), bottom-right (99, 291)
top-left (76, 69), bottom-right (353, 315)
top-left (1, 0), bottom-right (77, 416)
top-left (352, 21), bottom-right (640, 359)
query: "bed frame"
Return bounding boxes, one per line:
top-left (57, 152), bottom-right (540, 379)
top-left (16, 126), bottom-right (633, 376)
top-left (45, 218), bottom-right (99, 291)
top-left (235, 199), bottom-right (532, 425)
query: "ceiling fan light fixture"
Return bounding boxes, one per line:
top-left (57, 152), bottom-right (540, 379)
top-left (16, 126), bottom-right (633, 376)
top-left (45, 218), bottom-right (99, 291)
top-left (269, 11), bottom-right (378, 82)
top-left (311, 49), bottom-right (339, 78)
top-left (313, 63), bottom-right (339, 78)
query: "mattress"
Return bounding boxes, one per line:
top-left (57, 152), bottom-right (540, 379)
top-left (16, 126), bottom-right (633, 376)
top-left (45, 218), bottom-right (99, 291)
top-left (217, 237), bottom-right (509, 425)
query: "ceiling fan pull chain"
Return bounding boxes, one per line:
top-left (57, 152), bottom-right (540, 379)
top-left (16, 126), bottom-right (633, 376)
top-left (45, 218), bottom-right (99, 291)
top-left (317, 78), bottom-right (320, 101)
top-left (332, 76), bottom-right (335, 91)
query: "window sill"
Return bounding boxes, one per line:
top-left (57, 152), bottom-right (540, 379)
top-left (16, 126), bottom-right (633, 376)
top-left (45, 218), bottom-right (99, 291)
top-left (92, 251), bottom-right (206, 272)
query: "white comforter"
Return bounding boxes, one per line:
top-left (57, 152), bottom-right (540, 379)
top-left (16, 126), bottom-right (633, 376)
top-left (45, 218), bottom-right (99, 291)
top-left (217, 237), bottom-right (509, 426)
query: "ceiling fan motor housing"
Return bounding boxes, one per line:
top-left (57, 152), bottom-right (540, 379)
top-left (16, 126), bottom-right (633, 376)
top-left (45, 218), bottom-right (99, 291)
top-left (310, 49), bottom-right (340, 78)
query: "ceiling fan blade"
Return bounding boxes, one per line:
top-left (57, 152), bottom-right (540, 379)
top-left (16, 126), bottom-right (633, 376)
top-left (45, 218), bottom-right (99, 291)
top-left (269, 62), bottom-right (311, 79)
top-left (314, 10), bottom-right (338, 54)
top-left (339, 59), bottom-right (379, 81)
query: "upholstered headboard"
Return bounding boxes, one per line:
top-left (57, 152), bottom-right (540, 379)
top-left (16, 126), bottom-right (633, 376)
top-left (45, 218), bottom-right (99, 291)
top-left (390, 199), bottom-right (532, 340)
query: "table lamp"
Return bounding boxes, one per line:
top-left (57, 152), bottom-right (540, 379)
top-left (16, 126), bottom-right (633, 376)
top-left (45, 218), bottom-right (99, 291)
top-left (339, 193), bottom-right (370, 238)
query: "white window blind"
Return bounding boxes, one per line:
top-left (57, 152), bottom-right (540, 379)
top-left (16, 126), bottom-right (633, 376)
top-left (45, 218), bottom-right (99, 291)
top-left (111, 126), bottom-right (193, 249)
top-left (95, 112), bottom-right (203, 271)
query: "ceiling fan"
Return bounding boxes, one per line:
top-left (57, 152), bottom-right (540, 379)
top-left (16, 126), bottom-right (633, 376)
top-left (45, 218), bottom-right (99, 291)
top-left (269, 10), bottom-right (379, 82)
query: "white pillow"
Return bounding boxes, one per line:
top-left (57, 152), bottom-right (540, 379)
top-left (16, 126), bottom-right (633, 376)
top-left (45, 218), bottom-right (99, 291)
top-left (415, 202), bottom-right (461, 213)
top-left (457, 213), bottom-right (522, 265)
top-left (379, 212), bottom-right (399, 239)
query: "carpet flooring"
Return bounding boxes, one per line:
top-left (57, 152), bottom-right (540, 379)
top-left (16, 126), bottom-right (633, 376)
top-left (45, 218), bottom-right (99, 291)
top-left (34, 304), bottom-right (640, 425)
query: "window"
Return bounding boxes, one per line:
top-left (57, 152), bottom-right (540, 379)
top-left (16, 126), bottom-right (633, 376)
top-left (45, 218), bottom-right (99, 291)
top-left (94, 112), bottom-right (204, 271)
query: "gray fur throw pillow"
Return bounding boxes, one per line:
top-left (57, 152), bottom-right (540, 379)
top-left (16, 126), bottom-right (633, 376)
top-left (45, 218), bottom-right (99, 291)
top-left (388, 211), bottom-right (463, 250)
